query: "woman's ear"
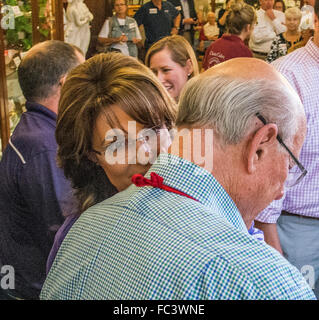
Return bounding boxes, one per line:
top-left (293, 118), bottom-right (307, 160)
top-left (186, 58), bottom-right (194, 77)
top-left (245, 24), bottom-right (252, 34)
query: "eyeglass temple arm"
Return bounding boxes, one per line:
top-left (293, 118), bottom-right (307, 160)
top-left (255, 113), bottom-right (306, 172)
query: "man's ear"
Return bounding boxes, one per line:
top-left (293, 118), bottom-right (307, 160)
top-left (59, 74), bottom-right (68, 88)
top-left (246, 123), bottom-right (278, 174)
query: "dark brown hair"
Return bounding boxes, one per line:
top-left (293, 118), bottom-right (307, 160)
top-left (18, 40), bottom-right (82, 102)
top-left (56, 52), bottom-right (176, 213)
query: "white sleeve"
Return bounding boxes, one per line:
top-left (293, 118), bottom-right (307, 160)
top-left (250, 24), bottom-right (276, 44)
top-left (272, 12), bottom-right (286, 34)
top-left (98, 19), bottom-right (110, 38)
top-left (134, 21), bottom-right (142, 40)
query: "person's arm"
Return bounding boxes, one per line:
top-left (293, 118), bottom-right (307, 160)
top-left (98, 35), bottom-right (126, 45)
top-left (250, 11), bottom-right (279, 44)
top-left (254, 221), bottom-right (283, 254)
top-left (97, 19), bottom-right (126, 46)
top-left (218, 9), bottom-right (229, 27)
top-left (266, 9), bottom-right (286, 34)
top-left (132, 20), bottom-right (142, 44)
top-left (250, 24), bottom-right (277, 44)
top-left (207, 34), bottom-right (218, 41)
top-left (183, 17), bottom-right (197, 25)
top-left (171, 13), bottom-right (181, 35)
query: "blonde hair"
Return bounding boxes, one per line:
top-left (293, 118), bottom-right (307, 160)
top-left (285, 7), bottom-right (302, 20)
top-left (226, 1), bottom-right (256, 35)
top-left (145, 35), bottom-right (199, 78)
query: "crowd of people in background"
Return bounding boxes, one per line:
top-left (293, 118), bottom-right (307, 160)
top-left (94, 0), bottom-right (315, 70)
top-left (0, 0), bottom-right (319, 300)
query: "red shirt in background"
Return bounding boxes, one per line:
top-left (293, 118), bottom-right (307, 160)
top-left (202, 34), bottom-right (252, 70)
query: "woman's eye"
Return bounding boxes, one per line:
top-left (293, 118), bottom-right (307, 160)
top-left (108, 140), bottom-right (125, 152)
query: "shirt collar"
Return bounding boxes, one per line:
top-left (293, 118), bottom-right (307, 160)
top-left (146, 153), bottom-right (248, 233)
top-left (221, 34), bottom-right (243, 42)
top-left (305, 38), bottom-right (319, 64)
top-left (25, 101), bottom-right (57, 122)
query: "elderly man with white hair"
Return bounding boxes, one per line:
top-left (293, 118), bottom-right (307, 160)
top-left (41, 58), bottom-right (315, 300)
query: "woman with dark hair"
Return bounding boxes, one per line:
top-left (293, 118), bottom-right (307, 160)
top-left (46, 52), bottom-right (176, 273)
top-left (202, 1), bottom-right (256, 70)
top-left (274, 0), bottom-right (286, 12)
top-left (145, 35), bottom-right (199, 102)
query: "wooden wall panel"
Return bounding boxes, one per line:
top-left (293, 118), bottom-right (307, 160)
top-left (85, 0), bottom-right (112, 58)
top-left (0, 24), bottom-right (10, 151)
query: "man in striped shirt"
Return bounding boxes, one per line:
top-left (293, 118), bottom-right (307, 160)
top-left (41, 57), bottom-right (315, 300)
top-left (255, 0), bottom-right (319, 299)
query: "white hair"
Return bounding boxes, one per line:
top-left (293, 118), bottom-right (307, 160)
top-left (176, 75), bottom-right (305, 145)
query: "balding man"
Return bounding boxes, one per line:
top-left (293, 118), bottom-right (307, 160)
top-left (0, 40), bottom-right (84, 300)
top-left (41, 58), bottom-right (315, 300)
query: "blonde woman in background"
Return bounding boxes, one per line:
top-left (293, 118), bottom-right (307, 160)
top-left (266, 7), bottom-right (303, 63)
top-left (145, 35), bottom-right (199, 102)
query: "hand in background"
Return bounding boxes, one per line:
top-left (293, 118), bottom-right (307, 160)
top-left (266, 9), bottom-right (276, 20)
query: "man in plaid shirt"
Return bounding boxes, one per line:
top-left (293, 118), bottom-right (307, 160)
top-left (41, 58), bottom-right (315, 300)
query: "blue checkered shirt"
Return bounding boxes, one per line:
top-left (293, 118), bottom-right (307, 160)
top-left (41, 154), bottom-right (315, 300)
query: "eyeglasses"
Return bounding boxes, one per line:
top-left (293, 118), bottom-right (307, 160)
top-left (92, 126), bottom-right (164, 164)
top-left (256, 113), bottom-right (307, 187)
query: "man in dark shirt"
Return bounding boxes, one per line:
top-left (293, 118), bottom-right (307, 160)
top-left (168, 0), bottom-right (198, 45)
top-left (0, 40), bottom-right (84, 300)
top-left (134, 0), bottom-right (181, 51)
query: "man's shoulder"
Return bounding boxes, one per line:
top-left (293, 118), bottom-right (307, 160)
top-left (140, 1), bottom-right (152, 9)
top-left (272, 46), bottom-right (308, 73)
top-left (163, 0), bottom-right (177, 10)
top-left (9, 113), bottom-right (57, 162)
top-left (205, 235), bottom-right (315, 299)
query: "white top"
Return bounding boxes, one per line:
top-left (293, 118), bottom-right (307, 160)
top-left (203, 23), bottom-right (219, 38)
top-left (98, 17), bottom-right (142, 56)
top-left (249, 9), bottom-right (286, 54)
